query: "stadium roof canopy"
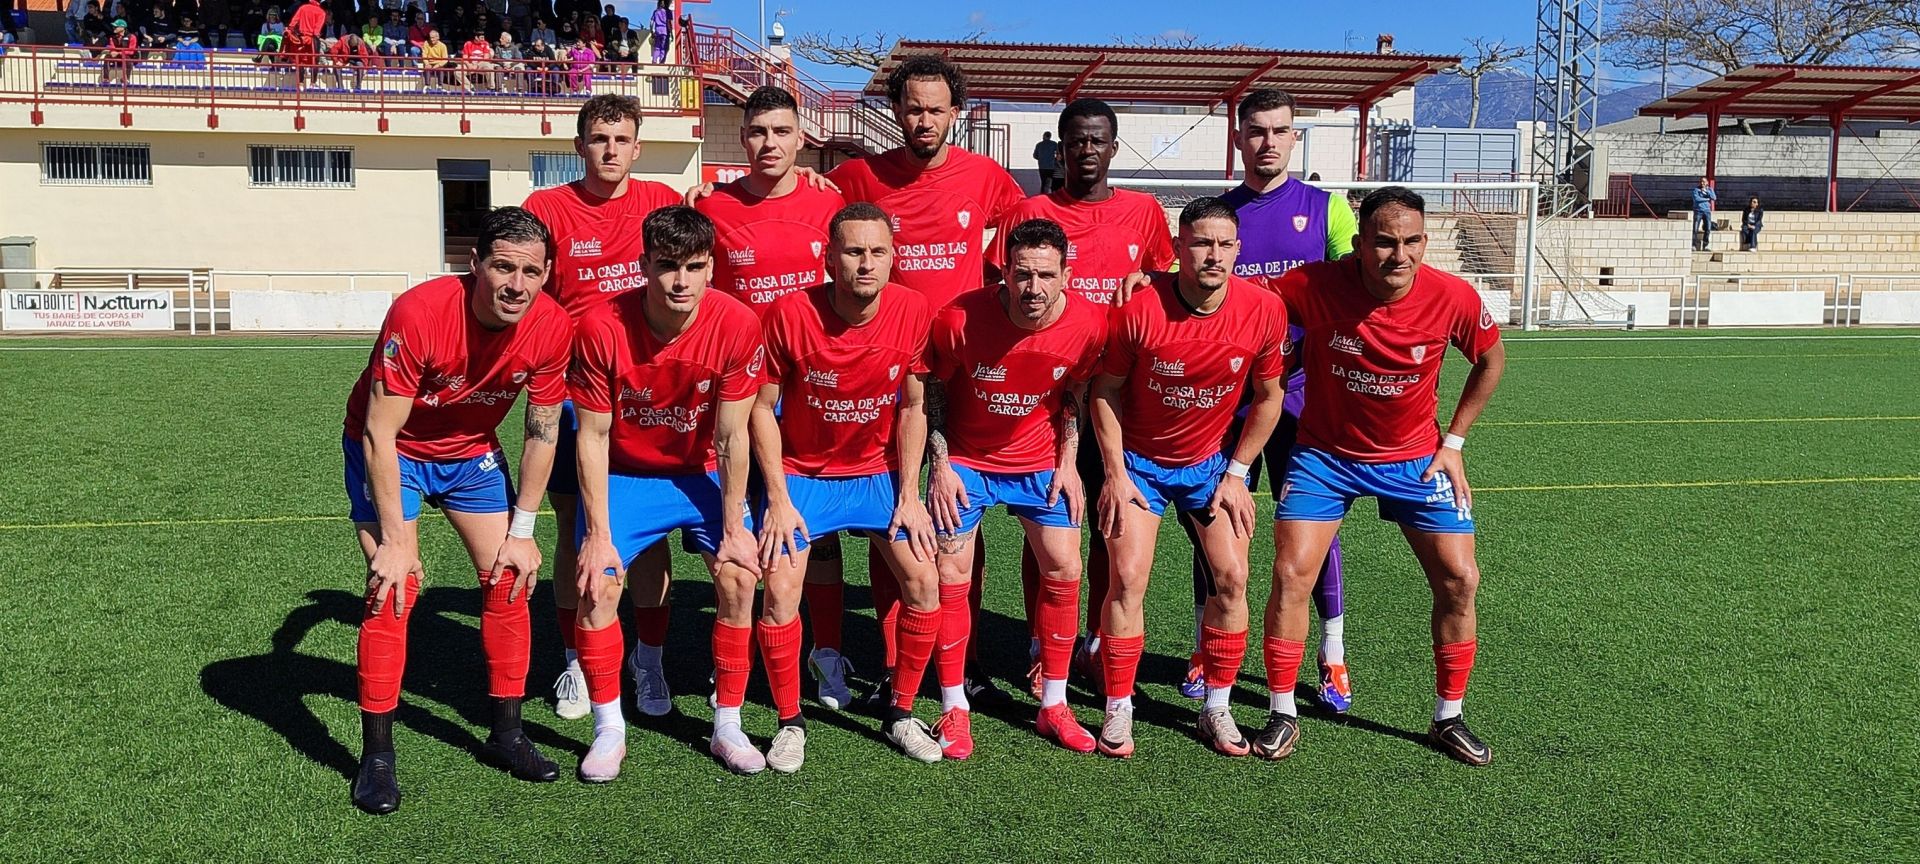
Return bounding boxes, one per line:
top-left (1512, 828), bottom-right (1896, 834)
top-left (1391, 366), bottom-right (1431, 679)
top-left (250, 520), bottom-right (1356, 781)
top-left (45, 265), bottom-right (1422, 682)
top-left (865, 40), bottom-right (1458, 177)
top-left (866, 40), bottom-right (1457, 110)
top-left (1638, 63), bottom-right (1920, 210)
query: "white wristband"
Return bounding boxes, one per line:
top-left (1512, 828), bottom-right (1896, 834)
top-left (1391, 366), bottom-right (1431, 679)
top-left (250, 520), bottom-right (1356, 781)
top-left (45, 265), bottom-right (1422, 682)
top-left (508, 506), bottom-right (538, 539)
top-left (1225, 459), bottom-right (1252, 478)
top-left (1441, 434), bottom-right (1466, 452)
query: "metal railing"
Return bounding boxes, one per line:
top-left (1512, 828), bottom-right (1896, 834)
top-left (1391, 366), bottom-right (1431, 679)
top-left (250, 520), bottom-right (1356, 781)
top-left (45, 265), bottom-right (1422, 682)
top-left (0, 45), bottom-right (701, 126)
top-left (686, 24), bottom-right (902, 155)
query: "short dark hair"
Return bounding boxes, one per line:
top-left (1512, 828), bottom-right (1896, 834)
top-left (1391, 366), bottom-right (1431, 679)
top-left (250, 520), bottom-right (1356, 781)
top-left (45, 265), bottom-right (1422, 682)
top-left (642, 206), bottom-right (715, 263)
top-left (887, 55), bottom-right (966, 107)
top-left (478, 206), bottom-right (553, 260)
top-left (742, 86), bottom-right (799, 124)
top-left (1058, 97), bottom-right (1118, 139)
top-left (575, 93), bottom-right (644, 139)
top-left (1004, 218), bottom-right (1069, 260)
top-left (1358, 186), bottom-right (1427, 224)
top-left (828, 202), bottom-right (892, 244)
top-left (1179, 196), bottom-right (1240, 229)
top-left (1236, 89), bottom-right (1299, 124)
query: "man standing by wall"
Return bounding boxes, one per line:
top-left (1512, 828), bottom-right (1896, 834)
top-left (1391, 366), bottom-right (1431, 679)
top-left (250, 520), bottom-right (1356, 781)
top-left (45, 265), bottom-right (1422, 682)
top-left (1692, 177), bottom-right (1717, 251)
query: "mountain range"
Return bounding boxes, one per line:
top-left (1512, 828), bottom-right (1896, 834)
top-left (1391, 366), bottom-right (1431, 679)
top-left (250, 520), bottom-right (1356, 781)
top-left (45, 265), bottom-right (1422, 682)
top-left (1413, 70), bottom-right (1666, 128)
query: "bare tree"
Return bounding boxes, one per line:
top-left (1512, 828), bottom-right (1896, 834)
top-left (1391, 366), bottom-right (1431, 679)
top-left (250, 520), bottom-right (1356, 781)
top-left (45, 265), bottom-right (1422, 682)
top-left (1446, 37), bottom-right (1529, 127)
top-left (790, 29), bottom-right (989, 72)
top-left (1607, 0), bottom-right (1907, 76)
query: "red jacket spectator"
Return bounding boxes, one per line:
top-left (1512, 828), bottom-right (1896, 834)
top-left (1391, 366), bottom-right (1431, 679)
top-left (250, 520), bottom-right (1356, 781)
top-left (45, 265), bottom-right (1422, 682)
top-left (286, 0), bottom-right (325, 50)
top-left (460, 36), bottom-right (492, 61)
top-left (329, 32), bottom-right (375, 64)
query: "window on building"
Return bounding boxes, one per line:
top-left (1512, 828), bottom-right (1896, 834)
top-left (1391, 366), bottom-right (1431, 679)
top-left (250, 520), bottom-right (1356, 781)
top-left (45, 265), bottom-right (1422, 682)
top-left (530, 151), bottom-right (583, 189)
top-left (248, 146), bottom-right (355, 188)
top-left (41, 142), bottom-right (152, 185)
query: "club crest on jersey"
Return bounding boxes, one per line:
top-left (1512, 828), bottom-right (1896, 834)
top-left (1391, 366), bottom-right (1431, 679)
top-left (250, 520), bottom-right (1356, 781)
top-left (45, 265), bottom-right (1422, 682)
top-left (888, 364), bottom-right (901, 380)
top-left (697, 379), bottom-right (711, 393)
top-left (1281, 337), bottom-right (1296, 356)
top-left (1481, 310), bottom-right (1497, 330)
top-left (727, 248), bottom-right (756, 266)
top-left (810, 240), bottom-right (824, 258)
top-left (1230, 356), bottom-right (1244, 372)
top-left (890, 215), bottom-right (902, 232)
top-left (1127, 243), bottom-right (1140, 260)
top-left (1052, 366), bottom-right (1067, 380)
top-left (958, 210), bottom-right (972, 229)
top-left (1292, 215), bottom-right (1309, 233)
top-left (1330, 331), bottom-right (1365, 356)
top-left (571, 238), bottom-right (602, 257)
top-left (512, 369), bottom-right (528, 384)
top-left (1412, 345), bottom-right (1427, 363)
top-left (747, 346), bottom-right (767, 378)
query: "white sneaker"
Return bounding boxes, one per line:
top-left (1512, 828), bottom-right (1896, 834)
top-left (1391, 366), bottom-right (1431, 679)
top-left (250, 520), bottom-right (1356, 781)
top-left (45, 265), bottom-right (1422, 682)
top-left (766, 725), bottom-right (806, 774)
top-left (627, 649), bottom-right (673, 717)
top-left (553, 661), bottom-right (589, 721)
top-left (883, 716), bottom-right (943, 764)
top-left (709, 724), bottom-right (767, 775)
top-left (578, 730), bottom-right (627, 783)
top-left (809, 648), bottom-right (854, 710)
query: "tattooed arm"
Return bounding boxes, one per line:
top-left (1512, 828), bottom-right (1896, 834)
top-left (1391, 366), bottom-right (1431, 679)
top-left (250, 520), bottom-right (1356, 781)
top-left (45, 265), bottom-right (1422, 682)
top-left (514, 400), bottom-right (563, 513)
top-left (1044, 383), bottom-right (1087, 526)
top-left (922, 376), bottom-right (969, 539)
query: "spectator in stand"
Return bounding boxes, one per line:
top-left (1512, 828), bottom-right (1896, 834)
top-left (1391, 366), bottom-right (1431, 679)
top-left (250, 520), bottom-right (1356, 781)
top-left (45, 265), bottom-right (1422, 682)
top-left (403, 8), bottom-right (428, 59)
top-left (238, 0), bottom-right (264, 48)
top-left (83, 2), bottom-right (112, 49)
top-left (200, 0), bottom-right (227, 47)
top-left (68, 0), bottom-right (92, 43)
top-left (554, 10), bottom-right (575, 46)
top-left (102, 18), bottom-right (138, 82)
top-left (285, 0), bottom-right (326, 84)
top-left (596, 2), bottom-right (615, 39)
top-left (576, 13), bottom-right (600, 54)
top-left (1691, 176), bottom-right (1717, 251)
top-left (420, 27), bottom-right (450, 88)
top-left (523, 34), bottom-right (552, 93)
top-left (326, 30), bottom-right (373, 88)
top-left (1, 15), bottom-right (16, 55)
top-left (262, 5), bottom-right (283, 36)
top-left (528, 15), bottom-right (552, 48)
top-left (505, 0), bottom-right (527, 34)
top-left (174, 23), bottom-right (208, 64)
top-left (493, 31), bottom-right (520, 91)
top-left (1032, 131), bottom-right (1058, 193)
top-left (323, 6), bottom-right (352, 42)
top-left (360, 11), bottom-right (382, 55)
top-left (563, 34), bottom-right (593, 93)
top-left (1740, 196), bottom-right (1765, 252)
top-left (603, 17), bottom-right (633, 68)
top-left (141, 3), bottom-right (177, 53)
top-left (459, 29), bottom-right (493, 90)
top-left (648, 0), bottom-right (668, 62)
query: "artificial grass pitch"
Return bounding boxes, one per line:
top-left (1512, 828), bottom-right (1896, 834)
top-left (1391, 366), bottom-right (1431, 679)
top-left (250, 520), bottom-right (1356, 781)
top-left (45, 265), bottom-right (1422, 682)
top-left (0, 330), bottom-right (1916, 861)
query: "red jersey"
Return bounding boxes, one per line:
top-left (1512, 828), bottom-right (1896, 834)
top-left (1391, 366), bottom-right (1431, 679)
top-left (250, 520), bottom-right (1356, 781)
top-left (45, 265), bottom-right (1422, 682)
top-left (762, 285), bottom-right (932, 477)
top-left (694, 180), bottom-right (844, 317)
top-left (522, 178), bottom-right (682, 319)
top-left (1102, 273), bottom-right (1287, 467)
top-left (1276, 258), bottom-right (1501, 463)
top-left (344, 275), bottom-right (573, 461)
top-left (987, 189), bottom-right (1175, 306)
top-left (570, 289), bottom-right (765, 475)
top-left (928, 288), bottom-right (1108, 474)
top-left (825, 147), bottom-right (1023, 311)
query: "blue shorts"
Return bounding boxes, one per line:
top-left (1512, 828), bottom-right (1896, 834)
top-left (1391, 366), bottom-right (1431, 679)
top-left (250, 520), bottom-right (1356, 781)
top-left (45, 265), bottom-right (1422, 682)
top-left (780, 472), bottom-right (906, 549)
top-left (1274, 446), bottom-right (1475, 534)
top-left (945, 463), bottom-right (1077, 536)
top-left (342, 436), bottom-right (512, 523)
top-left (546, 400), bottom-right (580, 496)
top-left (578, 471), bottom-right (753, 565)
top-left (1123, 450), bottom-right (1236, 518)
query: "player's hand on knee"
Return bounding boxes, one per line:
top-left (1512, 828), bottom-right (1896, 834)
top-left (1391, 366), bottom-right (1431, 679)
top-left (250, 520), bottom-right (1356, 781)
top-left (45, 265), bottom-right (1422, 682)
top-left (1098, 478), bottom-right (1146, 540)
top-left (717, 524), bottom-right (762, 576)
top-left (367, 542), bottom-right (421, 618)
top-left (1421, 447), bottom-right (1472, 513)
top-left (488, 535), bottom-right (543, 602)
top-left (926, 463), bottom-right (968, 535)
top-left (1208, 475), bottom-right (1256, 539)
top-left (891, 499), bottom-right (938, 563)
top-left (758, 499), bottom-right (808, 571)
top-left (1048, 466), bottom-right (1086, 527)
top-left (576, 536), bottom-right (624, 599)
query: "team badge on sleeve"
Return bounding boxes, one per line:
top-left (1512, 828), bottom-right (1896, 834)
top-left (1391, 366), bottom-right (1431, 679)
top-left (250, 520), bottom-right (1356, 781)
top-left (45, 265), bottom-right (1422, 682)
top-left (382, 335), bottom-right (402, 362)
top-left (1480, 310), bottom-right (1497, 330)
top-left (512, 369), bottom-right (528, 384)
top-left (747, 346), bottom-right (767, 378)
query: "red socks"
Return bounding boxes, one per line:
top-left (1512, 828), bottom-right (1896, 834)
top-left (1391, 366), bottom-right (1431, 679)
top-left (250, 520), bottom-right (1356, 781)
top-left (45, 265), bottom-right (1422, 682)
top-left (356, 573), bottom-right (420, 713)
top-left (1263, 635), bottom-right (1307, 695)
top-left (633, 604), bottom-right (669, 649)
top-left (936, 581), bottom-right (972, 689)
top-left (1435, 639), bottom-right (1478, 700)
top-left (711, 621), bottom-right (754, 710)
top-left (1199, 625), bottom-right (1247, 691)
top-left (757, 617), bottom-right (803, 720)
top-left (479, 569), bottom-right (530, 700)
top-left (1019, 542), bottom-right (1043, 640)
top-left (892, 602), bottom-right (941, 711)
top-left (554, 604), bottom-right (577, 652)
top-left (802, 580), bottom-right (844, 652)
top-left (1037, 578), bottom-right (1080, 681)
top-left (868, 543), bottom-right (900, 669)
top-left (1099, 632), bottom-right (1144, 701)
top-left (576, 617), bottom-right (624, 705)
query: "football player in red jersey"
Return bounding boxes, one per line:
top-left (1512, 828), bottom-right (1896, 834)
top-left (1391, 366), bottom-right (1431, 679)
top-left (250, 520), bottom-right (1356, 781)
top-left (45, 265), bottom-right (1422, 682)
top-left (345, 207), bottom-right (573, 814)
top-left (924, 218), bottom-right (1110, 758)
top-left (695, 85), bottom-right (866, 713)
top-left (522, 95), bottom-right (685, 723)
top-left (1090, 197), bottom-right (1289, 759)
top-left (570, 206), bottom-right (769, 778)
top-left (752, 202), bottom-right (948, 767)
top-left (1256, 186), bottom-right (1506, 766)
top-left (826, 54), bottom-right (1026, 708)
top-left (987, 97), bottom-right (1174, 698)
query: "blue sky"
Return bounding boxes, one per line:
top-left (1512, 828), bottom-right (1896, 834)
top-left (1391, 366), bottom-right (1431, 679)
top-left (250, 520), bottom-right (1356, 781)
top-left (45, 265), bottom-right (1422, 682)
top-left (623, 0), bottom-right (1569, 91)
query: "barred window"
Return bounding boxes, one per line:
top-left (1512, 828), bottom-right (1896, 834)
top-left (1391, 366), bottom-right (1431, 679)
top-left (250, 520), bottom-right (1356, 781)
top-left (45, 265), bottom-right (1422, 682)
top-left (530, 151), bottom-right (583, 189)
top-left (41, 142), bottom-right (152, 185)
top-left (248, 146), bottom-right (354, 188)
